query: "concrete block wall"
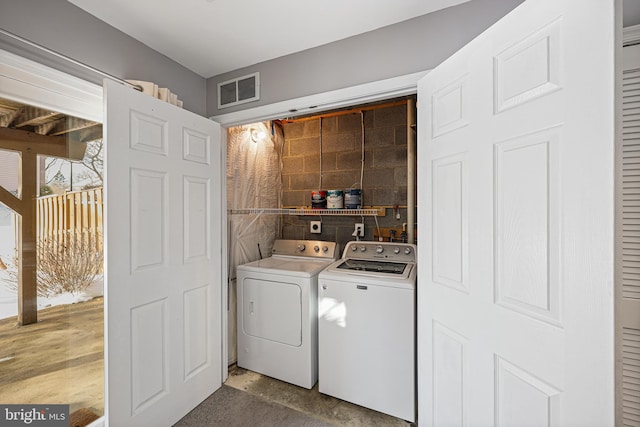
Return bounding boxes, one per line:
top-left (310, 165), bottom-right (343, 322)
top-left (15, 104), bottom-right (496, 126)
top-left (281, 100), bottom-right (416, 250)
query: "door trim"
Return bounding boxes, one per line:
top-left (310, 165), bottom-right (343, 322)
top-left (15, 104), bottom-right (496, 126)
top-left (0, 48), bottom-right (102, 122)
top-left (213, 70), bottom-right (428, 376)
top-left (0, 47), bottom-right (106, 423)
top-left (210, 70), bottom-right (429, 127)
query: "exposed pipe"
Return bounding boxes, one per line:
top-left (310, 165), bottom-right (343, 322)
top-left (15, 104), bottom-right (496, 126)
top-left (280, 99), bottom-right (408, 123)
top-left (319, 118), bottom-right (323, 190)
top-left (359, 111), bottom-right (365, 191)
top-left (407, 98), bottom-right (416, 245)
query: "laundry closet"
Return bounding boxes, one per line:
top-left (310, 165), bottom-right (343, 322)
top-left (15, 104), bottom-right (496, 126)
top-left (226, 97), bottom-right (416, 356)
top-left (225, 97), bottom-right (418, 420)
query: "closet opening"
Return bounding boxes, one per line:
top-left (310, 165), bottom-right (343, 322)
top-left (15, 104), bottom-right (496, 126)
top-left (223, 96), bottom-right (417, 425)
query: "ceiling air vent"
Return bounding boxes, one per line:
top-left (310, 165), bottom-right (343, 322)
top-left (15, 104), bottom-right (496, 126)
top-left (217, 72), bottom-right (260, 109)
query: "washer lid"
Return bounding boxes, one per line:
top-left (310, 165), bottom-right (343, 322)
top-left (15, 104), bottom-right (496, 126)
top-left (336, 259), bottom-right (409, 275)
top-left (320, 259), bottom-right (416, 288)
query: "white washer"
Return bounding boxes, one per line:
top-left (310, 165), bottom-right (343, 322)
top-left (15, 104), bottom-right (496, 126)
top-left (318, 241), bottom-right (417, 422)
top-left (237, 239), bottom-right (338, 389)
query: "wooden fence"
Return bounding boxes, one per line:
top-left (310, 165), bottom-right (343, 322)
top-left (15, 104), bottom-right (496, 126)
top-left (36, 188), bottom-right (103, 249)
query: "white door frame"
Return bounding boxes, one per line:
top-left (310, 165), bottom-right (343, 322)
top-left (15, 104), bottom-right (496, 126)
top-left (211, 70), bottom-right (428, 372)
top-left (210, 71), bottom-right (428, 128)
top-left (0, 48), bottom-right (106, 426)
top-left (0, 49), bottom-right (102, 122)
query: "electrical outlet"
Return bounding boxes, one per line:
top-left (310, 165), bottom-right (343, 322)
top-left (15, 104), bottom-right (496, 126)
top-left (310, 221), bottom-right (322, 234)
top-left (355, 223), bottom-right (364, 237)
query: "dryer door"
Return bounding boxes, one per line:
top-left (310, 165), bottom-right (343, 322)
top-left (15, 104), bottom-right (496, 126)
top-left (242, 277), bottom-right (302, 346)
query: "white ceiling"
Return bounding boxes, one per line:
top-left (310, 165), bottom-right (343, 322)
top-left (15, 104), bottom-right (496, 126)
top-left (67, 0), bottom-right (471, 78)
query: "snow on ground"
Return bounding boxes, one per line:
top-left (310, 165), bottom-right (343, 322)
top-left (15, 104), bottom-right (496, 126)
top-left (0, 206), bottom-right (105, 321)
top-left (0, 273), bottom-right (103, 321)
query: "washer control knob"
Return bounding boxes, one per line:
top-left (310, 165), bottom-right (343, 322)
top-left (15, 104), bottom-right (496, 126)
top-left (360, 246), bottom-right (367, 252)
top-left (351, 245), bottom-right (358, 252)
top-left (314, 245), bottom-right (320, 253)
top-left (376, 245), bottom-right (384, 254)
top-left (323, 246), bottom-right (329, 253)
top-left (297, 244), bottom-right (306, 252)
top-left (394, 247), bottom-right (401, 254)
top-left (404, 247), bottom-right (412, 255)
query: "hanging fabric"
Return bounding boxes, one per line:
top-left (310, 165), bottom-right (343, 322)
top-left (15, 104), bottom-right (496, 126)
top-left (226, 121), bottom-right (283, 364)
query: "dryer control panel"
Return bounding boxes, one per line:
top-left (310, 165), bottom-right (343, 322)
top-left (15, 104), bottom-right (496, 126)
top-left (272, 239), bottom-right (339, 260)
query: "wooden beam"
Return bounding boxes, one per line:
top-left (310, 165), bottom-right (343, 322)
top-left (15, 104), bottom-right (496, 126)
top-left (35, 116), bottom-right (99, 137)
top-left (17, 151), bottom-right (38, 325)
top-left (0, 127), bottom-right (68, 157)
top-left (14, 106), bottom-right (61, 128)
top-left (75, 124), bottom-right (103, 144)
top-left (67, 140), bottom-right (87, 161)
top-left (0, 127), bottom-right (87, 160)
top-left (0, 110), bottom-right (20, 127)
top-left (0, 185), bottom-right (23, 213)
top-left (34, 120), bottom-right (56, 136)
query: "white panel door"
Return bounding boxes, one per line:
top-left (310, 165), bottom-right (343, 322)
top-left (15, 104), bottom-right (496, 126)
top-left (104, 79), bottom-right (223, 427)
top-left (417, 0), bottom-right (615, 426)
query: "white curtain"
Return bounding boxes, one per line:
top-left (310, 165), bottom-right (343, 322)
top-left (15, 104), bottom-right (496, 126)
top-left (226, 121), bottom-right (283, 364)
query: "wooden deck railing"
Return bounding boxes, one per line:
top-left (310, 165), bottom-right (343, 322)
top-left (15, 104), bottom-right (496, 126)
top-left (36, 188), bottom-right (103, 249)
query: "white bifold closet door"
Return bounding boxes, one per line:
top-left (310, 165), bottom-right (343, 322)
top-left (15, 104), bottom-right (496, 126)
top-left (417, 0), bottom-right (615, 425)
top-left (104, 79), bottom-right (223, 427)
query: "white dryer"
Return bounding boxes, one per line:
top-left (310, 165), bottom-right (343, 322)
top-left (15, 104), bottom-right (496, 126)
top-left (236, 239), bottom-right (339, 389)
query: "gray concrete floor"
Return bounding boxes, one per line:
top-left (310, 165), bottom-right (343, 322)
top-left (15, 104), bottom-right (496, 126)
top-left (175, 385), bottom-right (334, 427)
top-left (224, 365), bottom-right (412, 427)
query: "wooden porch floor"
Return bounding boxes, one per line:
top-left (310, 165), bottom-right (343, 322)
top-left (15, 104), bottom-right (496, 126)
top-left (0, 297), bottom-right (104, 417)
